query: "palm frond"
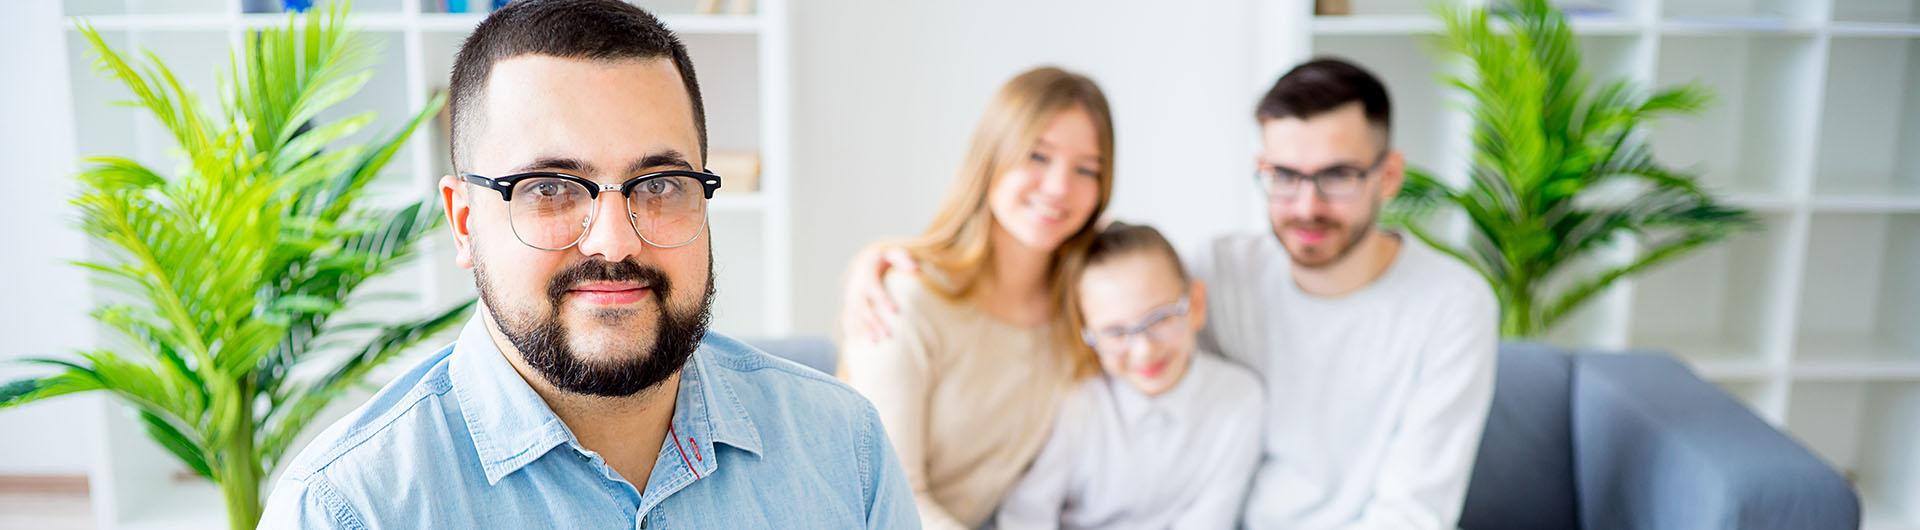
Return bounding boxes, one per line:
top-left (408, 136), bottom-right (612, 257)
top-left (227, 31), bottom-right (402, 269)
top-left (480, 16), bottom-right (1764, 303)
top-left (1389, 0), bottom-right (1752, 337)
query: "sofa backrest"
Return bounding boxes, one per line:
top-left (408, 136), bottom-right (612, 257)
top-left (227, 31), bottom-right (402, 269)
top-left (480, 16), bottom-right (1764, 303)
top-left (1460, 343), bottom-right (1581, 530)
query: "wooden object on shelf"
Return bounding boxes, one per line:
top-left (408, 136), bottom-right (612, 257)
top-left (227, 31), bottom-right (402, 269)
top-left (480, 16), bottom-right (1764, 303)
top-left (696, 0), bottom-right (752, 15)
top-left (707, 149), bottom-right (761, 193)
top-left (1316, 0), bottom-right (1351, 16)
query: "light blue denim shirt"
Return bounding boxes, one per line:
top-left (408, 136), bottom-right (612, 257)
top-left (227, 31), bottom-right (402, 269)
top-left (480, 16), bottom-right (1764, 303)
top-left (260, 316), bottom-right (919, 529)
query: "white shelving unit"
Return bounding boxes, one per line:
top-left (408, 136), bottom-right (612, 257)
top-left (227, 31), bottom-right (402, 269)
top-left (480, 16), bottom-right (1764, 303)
top-left (56, 0), bottom-right (790, 527)
top-left (1265, 0), bottom-right (1920, 527)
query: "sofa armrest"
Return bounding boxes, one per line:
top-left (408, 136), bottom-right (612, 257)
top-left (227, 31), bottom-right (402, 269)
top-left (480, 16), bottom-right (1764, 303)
top-left (1572, 353), bottom-right (1860, 530)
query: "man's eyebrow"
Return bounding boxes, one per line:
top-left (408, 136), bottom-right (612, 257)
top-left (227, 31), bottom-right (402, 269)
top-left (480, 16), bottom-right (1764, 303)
top-left (1263, 160), bottom-right (1368, 173)
top-left (625, 150), bottom-right (695, 175)
top-left (510, 156), bottom-right (595, 175)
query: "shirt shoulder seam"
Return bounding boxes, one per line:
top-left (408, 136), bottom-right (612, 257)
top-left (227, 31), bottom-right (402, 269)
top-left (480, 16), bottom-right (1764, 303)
top-left (282, 364), bottom-right (457, 481)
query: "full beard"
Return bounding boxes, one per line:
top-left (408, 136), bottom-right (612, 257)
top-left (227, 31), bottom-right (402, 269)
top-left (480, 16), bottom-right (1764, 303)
top-left (474, 251), bottom-right (716, 398)
top-left (1275, 200), bottom-right (1381, 270)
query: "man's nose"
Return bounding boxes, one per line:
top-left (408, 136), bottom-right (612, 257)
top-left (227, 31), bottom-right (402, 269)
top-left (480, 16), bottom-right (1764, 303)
top-left (573, 191), bottom-right (648, 262)
top-left (1275, 184), bottom-right (1327, 219)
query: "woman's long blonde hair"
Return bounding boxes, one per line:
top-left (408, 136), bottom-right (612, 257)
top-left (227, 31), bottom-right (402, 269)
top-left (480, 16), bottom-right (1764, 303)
top-left (904, 66), bottom-right (1116, 379)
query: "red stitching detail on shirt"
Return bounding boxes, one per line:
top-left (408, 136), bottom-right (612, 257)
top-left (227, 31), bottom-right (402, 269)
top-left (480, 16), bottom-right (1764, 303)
top-left (669, 425), bottom-right (700, 480)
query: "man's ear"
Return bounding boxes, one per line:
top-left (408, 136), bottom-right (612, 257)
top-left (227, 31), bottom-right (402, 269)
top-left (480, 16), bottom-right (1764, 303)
top-left (439, 174), bottom-right (476, 270)
top-left (1378, 149), bottom-right (1407, 201)
top-left (1187, 278), bottom-right (1208, 333)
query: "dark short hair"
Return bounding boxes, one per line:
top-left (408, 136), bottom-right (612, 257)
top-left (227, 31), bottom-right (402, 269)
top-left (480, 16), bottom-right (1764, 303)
top-left (1085, 221), bottom-right (1189, 283)
top-left (1254, 57), bottom-right (1391, 135)
top-left (448, 0), bottom-right (706, 171)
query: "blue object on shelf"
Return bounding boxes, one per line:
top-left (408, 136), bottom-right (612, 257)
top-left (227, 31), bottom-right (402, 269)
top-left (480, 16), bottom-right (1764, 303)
top-left (493, 0), bottom-right (511, 9)
top-left (448, 0), bottom-right (467, 12)
top-left (284, 0), bottom-right (313, 12)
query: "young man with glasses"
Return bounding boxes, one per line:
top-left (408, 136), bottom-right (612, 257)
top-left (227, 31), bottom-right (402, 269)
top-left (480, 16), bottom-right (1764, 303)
top-left (842, 58), bottom-right (1496, 529)
top-left (1198, 58), bottom-right (1497, 529)
top-left (260, 0), bottom-right (917, 527)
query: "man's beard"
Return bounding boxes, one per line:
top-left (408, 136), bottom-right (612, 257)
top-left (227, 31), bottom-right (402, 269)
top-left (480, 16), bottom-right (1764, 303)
top-left (474, 251), bottom-right (715, 398)
top-left (1276, 200), bottom-right (1380, 270)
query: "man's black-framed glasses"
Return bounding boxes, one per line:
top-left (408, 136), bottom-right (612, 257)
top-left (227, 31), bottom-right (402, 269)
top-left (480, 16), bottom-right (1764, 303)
top-left (461, 170), bottom-right (723, 251)
top-left (1256, 149), bottom-right (1389, 201)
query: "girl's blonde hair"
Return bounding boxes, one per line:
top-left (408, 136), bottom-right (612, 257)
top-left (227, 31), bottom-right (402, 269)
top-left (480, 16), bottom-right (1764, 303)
top-left (903, 66), bottom-right (1116, 379)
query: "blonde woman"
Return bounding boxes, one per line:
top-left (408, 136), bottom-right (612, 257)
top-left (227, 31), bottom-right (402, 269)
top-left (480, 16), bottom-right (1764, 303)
top-left (837, 66), bottom-right (1115, 530)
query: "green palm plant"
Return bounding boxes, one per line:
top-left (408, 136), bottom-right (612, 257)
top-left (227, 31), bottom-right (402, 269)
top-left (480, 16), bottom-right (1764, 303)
top-left (0, 4), bottom-right (472, 529)
top-left (1387, 0), bottom-right (1756, 338)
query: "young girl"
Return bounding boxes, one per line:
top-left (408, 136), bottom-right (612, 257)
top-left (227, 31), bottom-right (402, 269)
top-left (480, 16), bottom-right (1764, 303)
top-left (994, 222), bottom-right (1263, 530)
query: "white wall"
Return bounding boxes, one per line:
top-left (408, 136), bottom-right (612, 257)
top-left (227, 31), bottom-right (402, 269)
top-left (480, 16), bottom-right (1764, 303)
top-left (787, 0), bottom-right (1274, 336)
top-left (0, 0), bottom-right (102, 476)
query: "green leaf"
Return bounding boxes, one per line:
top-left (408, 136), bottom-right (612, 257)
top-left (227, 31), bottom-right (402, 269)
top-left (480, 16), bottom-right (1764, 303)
top-left (140, 410), bottom-right (215, 479)
top-left (0, 374), bottom-right (104, 408)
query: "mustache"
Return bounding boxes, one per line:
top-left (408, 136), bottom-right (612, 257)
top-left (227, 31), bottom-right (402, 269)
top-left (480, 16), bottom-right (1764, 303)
top-left (545, 258), bottom-right (672, 304)
top-left (1283, 217), bottom-right (1343, 231)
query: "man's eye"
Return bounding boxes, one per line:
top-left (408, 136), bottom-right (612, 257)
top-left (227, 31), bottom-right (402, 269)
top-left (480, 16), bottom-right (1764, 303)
top-left (532, 182), bottom-right (561, 196)
top-left (1319, 168), bottom-right (1364, 182)
top-left (645, 179), bottom-right (681, 195)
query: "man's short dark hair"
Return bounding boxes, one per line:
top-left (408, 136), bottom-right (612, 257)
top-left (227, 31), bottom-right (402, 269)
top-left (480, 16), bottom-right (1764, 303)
top-left (1085, 221), bottom-right (1189, 284)
top-left (448, 0), bottom-right (706, 171)
top-left (1254, 57), bottom-right (1391, 135)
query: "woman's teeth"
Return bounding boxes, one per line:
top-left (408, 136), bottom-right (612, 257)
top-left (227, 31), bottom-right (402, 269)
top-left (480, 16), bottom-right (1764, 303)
top-left (1028, 201), bottom-right (1064, 221)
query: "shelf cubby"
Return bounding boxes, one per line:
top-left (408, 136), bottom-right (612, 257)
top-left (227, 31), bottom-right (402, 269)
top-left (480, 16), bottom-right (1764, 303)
top-left (1627, 212), bottom-right (1797, 364)
top-left (1788, 381), bottom-right (1920, 527)
top-left (1651, 32), bottom-right (1821, 201)
top-left (1814, 36), bottom-right (1920, 205)
top-left (1794, 213), bottom-right (1920, 363)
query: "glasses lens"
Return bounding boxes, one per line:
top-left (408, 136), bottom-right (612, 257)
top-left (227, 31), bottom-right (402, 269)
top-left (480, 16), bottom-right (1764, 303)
top-left (508, 176), bottom-right (593, 250)
top-left (628, 175), bottom-right (709, 247)
top-left (1142, 311), bottom-right (1185, 344)
top-left (1315, 169), bottom-right (1365, 198)
top-left (1092, 331), bottom-right (1130, 356)
top-left (1260, 168), bottom-right (1305, 199)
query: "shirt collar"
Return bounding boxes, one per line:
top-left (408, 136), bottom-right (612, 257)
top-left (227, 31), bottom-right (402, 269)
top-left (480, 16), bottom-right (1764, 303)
top-left (449, 315), bottom-right (764, 486)
top-left (668, 336), bottom-right (766, 479)
top-left (450, 316), bottom-right (576, 485)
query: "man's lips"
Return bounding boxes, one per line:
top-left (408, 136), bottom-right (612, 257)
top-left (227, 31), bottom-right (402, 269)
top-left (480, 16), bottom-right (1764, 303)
top-left (1289, 225), bottom-right (1334, 244)
top-left (566, 281), bottom-right (651, 305)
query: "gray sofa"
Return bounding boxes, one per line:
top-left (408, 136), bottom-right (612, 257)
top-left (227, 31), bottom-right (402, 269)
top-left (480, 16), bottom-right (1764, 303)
top-left (1463, 343), bottom-right (1858, 530)
top-left (744, 338), bottom-right (1861, 529)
